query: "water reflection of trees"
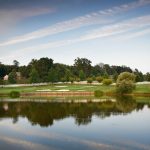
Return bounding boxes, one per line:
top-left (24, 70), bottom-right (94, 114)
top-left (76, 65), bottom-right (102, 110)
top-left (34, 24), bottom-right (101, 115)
top-left (0, 98), bottom-right (149, 127)
top-left (116, 96), bottom-right (137, 113)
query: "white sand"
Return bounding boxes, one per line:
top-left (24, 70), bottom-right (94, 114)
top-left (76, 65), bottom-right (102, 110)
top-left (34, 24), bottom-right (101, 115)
top-left (36, 89), bottom-right (52, 92)
top-left (55, 86), bottom-right (68, 88)
top-left (56, 89), bottom-right (70, 91)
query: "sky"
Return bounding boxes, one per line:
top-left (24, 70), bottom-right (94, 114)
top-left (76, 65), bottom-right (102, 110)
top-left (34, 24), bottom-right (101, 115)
top-left (0, 0), bottom-right (150, 73)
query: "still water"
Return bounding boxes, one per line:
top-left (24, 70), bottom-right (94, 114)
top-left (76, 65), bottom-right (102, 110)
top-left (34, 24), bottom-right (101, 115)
top-left (0, 97), bottom-right (150, 150)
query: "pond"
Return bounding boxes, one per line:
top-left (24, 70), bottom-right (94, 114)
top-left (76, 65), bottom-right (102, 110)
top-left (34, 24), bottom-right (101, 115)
top-left (0, 97), bottom-right (150, 150)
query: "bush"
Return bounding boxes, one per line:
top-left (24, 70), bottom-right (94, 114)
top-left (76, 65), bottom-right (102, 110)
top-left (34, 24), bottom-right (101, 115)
top-left (116, 72), bottom-right (136, 94)
top-left (61, 77), bottom-right (66, 82)
top-left (9, 91), bottom-right (20, 98)
top-left (94, 90), bottom-right (104, 97)
top-left (92, 76), bottom-right (96, 81)
top-left (76, 78), bottom-right (80, 82)
top-left (87, 77), bottom-right (93, 83)
top-left (69, 77), bottom-right (74, 83)
top-left (102, 79), bottom-right (112, 85)
top-left (96, 76), bottom-right (103, 83)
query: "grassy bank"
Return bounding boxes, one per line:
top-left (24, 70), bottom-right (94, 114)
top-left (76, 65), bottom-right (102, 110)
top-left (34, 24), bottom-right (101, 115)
top-left (0, 84), bottom-right (150, 95)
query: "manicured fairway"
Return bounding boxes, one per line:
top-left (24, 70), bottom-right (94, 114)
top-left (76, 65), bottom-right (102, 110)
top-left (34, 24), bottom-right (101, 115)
top-left (0, 83), bottom-right (150, 94)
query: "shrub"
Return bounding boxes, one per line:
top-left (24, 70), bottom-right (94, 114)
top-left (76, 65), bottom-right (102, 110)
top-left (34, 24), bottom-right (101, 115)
top-left (116, 72), bottom-right (136, 94)
top-left (69, 77), bottom-right (74, 83)
top-left (92, 76), bottom-right (96, 81)
top-left (9, 91), bottom-right (20, 98)
top-left (94, 90), bottom-right (104, 97)
top-left (87, 77), bottom-right (93, 83)
top-left (76, 78), bottom-right (80, 82)
top-left (102, 79), bottom-right (112, 85)
top-left (96, 76), bottom-right (103, 83)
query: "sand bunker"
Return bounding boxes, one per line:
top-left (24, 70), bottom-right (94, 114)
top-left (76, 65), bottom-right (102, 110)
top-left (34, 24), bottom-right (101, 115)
top-left (55, 86), bottom-right (68, 88)
top-left (36, 89), bottom-right (52, 92)
top-left (56, 89), bottom-right (70, 92)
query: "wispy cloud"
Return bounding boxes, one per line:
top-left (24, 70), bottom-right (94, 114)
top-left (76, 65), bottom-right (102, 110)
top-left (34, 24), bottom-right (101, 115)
top-left (113, 28), bottom-right (150, 41)
top-left (0, 0), bottom-right (149, 46)
top-left (18, 15), bottom-right (150, 49)
top-left (0, 7), bottom-right (56, 34)
top-left (78, 15), bottom-right (150, 41)
top-left (0, 15), bottom-right (150, 63)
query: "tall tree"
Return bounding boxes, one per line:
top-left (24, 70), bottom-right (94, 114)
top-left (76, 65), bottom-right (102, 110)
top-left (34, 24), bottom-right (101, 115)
top-left (145, 72), bottom-right (150, 81)
top-left (134, 69), bottom-right (144, 82)
top-left (0, 64), bottom-right (7, 78)
top-left (64, 69), bottom-right (72, 82)
top-left (74, 57), bottom-right (92, 77)
top-left (8, 70), bottom-right (17, 84)
top-left (79, 70), bottom-right (86, 81)
top-left (48, 68), bottom-right (58, 83)
top-left (13, 60), bottom-right (19, 67)
top-left (13, 60), bottom-right (19, 71)
top-left (29, 68), bottom-right (40, 83)
top-left (29, 58), bottom-right (53, 82)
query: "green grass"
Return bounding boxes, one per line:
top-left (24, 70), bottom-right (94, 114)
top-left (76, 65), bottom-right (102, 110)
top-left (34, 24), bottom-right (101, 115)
top-left (0, 84), bottom-right (114, 94)
top-left (134, 84), bottom-right (150, 93)
top-left (0, 84), bottom-right (150, 94)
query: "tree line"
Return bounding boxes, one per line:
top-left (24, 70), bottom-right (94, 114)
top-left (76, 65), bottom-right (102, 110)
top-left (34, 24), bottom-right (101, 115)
top-left (0, 57), bottom-right (150, 84)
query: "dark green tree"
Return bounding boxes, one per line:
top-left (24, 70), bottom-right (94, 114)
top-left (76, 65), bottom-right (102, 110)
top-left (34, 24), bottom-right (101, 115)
top-left (92, 64), bottom-right (105, 77)
top-left (48, 68), bottom-right (58, 83)
top-left (145, 72), bottom-right (150, 81)
top-left (29, 68), bottom-right (40, 83)
top-left (13, 60), bottom-right (19, 67)
top-left (103, 71), bottom-right (109, 79)
top-left (19, 65), bottom-right (31, 79)
top-left (134, 69), bottom-right (144, 82)
top-left (0, 63), bottom-right (7, 78)
top-left (8, 70), bottom-right (17, 84)
top-left (74, 57), bottom-right (92, 77)
top-left (113, 72), bottom-right (118, 82)
top-left (64, 69), bottom-right (72, 82)
top-left (53, 63), bottom-right (70, 81)
top-left (79, 70), bottom-right (86, 81)
top-left (29, 58), bottom-right (53, 82)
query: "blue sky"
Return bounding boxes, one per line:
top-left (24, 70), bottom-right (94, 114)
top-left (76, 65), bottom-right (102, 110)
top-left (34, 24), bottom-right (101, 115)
top-left (0, 0), bottom-right (150, 73)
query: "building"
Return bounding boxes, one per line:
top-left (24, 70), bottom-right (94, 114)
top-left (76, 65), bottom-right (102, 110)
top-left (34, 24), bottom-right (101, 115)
top-left (3, 75), bottom-right (8, 81)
